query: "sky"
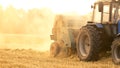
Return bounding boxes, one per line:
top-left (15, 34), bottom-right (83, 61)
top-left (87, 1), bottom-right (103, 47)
top-left (0, 0), bottom-right (96, 15)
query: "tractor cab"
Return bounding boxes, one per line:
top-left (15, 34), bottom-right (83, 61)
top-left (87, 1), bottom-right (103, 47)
top-left (90, 0), bottom-right (120, 37)
top-left (92, 0), bottom-right (120, 23)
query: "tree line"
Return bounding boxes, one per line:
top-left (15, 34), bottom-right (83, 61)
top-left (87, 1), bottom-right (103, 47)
top-left (0, 5), bottom-right (54, 34)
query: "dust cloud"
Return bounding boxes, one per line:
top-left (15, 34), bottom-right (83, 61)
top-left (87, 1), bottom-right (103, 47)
top-left (0, 2), bottom-right (93, 52)
top-left (0, 6), bottom-right (55, 51)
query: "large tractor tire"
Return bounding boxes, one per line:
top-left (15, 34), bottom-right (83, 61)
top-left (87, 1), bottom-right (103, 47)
top-left (50, 42), bottom-right (60, 57)
top-left (112, 38), bottom-right (120, 65)
top-left (76, 26), bottom-right (102, 61)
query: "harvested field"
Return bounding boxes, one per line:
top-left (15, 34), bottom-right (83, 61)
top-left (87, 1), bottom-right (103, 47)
top-left (0, 49), bottom-right (119, 68)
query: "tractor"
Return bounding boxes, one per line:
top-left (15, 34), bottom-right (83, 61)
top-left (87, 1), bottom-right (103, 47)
top-left (50, 0), bottom-right (120, 64)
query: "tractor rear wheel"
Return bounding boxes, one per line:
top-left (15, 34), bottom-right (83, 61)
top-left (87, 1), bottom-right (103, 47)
top-left (112, 38), bottom-right (120, 65)
top-left (50, 42), bottom-right (60, 57)
top-left (76, 26), bottom-right (102, 61)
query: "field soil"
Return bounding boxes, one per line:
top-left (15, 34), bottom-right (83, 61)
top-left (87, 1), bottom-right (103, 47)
top-left (0, 49), bottom-right (119, 68)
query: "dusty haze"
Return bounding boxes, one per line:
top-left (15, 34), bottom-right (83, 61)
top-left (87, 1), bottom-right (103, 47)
top-left (0, 5), bottom-right (92, 52)
top-left (0, 6), bottom-right (55, 51)
top-left (0, 0), bottom-right (96, 51)
top-left (0, 0), bottom-right (95, 52)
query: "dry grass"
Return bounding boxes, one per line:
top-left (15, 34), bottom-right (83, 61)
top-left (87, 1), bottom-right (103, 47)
top-left (0, 49), bottom-right (119, 68)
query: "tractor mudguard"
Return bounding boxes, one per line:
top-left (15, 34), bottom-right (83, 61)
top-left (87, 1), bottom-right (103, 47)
top-left (95, 23), bottom-right (104, 28)
top-left (116, 20), bottom-right (120, 37)
top-left (87, 23), bottom-right (103, 28)
top-left (118, 20), bottom-right (120, 34)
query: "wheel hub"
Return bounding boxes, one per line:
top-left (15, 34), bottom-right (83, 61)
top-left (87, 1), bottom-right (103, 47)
top-left (79, 34), bottom-right (90, 57)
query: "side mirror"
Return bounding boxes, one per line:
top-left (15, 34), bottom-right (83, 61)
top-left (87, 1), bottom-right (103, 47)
top-left (98, 2), bottom-right (103, 12)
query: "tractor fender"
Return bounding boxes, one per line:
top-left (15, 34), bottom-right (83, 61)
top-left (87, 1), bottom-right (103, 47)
top-left (87, 23), bottom-right (104, 28)
top-left (95, 23), bottom-right (104, 28)
top-left (116, 20), bottom-right (120, 37)
top-left (118, 20), bottom-right (120, 34)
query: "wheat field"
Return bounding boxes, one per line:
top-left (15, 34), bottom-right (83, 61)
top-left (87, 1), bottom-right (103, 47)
top-left (0, 49), bottom-right (119, 68)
